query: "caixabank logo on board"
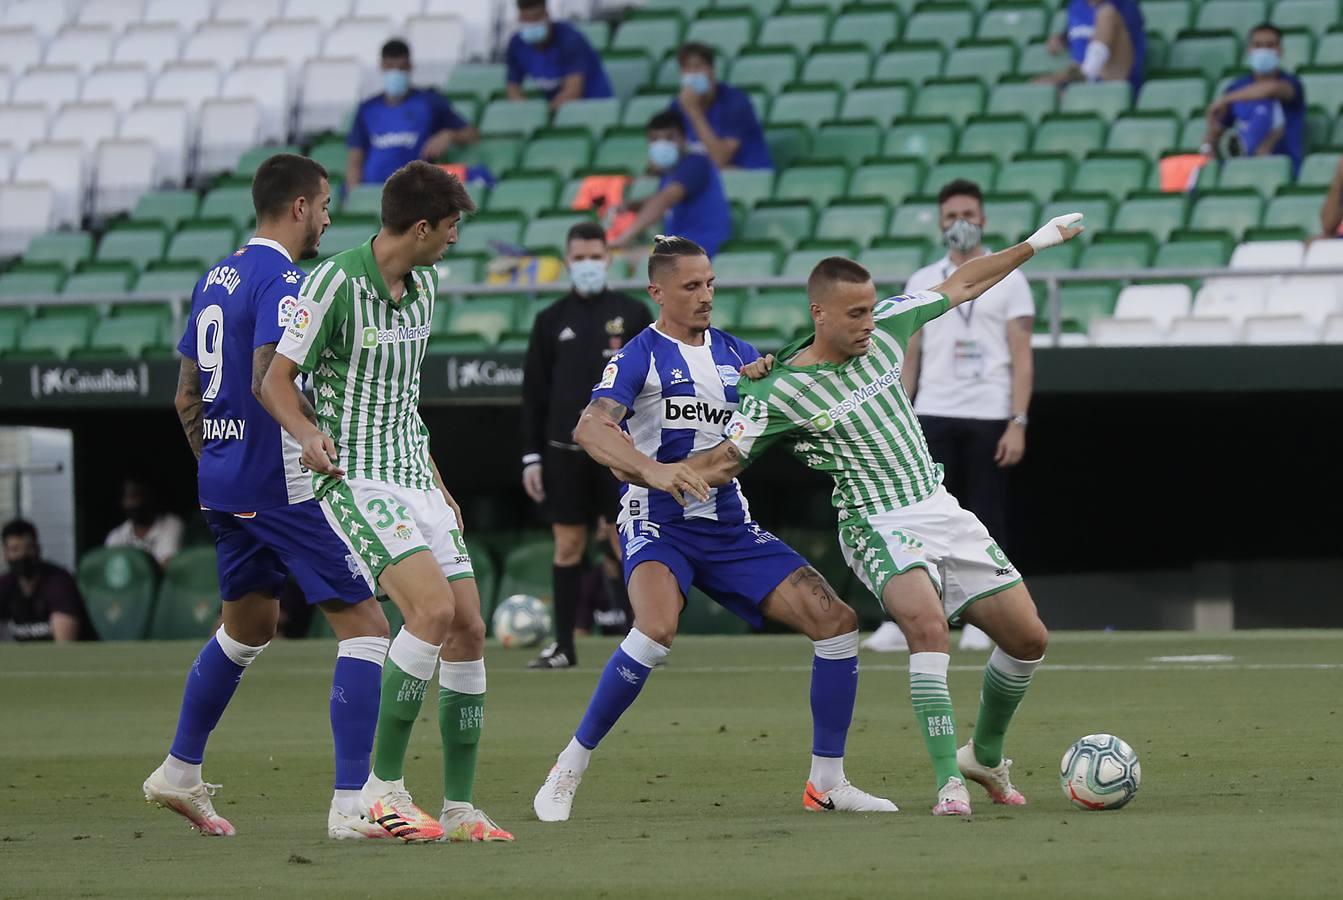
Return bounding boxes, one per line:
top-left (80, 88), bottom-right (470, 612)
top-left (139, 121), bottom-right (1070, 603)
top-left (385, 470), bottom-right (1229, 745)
top-left (30, 363), bottom-right (150, 399)
top-left (445, 357), bottom-right (525, 391)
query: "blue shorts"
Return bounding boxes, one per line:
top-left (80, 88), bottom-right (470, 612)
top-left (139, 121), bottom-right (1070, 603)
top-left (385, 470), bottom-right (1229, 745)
top-left (203, 500), bottom-right (374, 605)
top-left (619, 518), bottom-right (808, 629)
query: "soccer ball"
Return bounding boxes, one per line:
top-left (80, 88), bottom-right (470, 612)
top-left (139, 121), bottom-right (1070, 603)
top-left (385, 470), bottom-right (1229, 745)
top-left (1059, 733), bottom-right (1142, 810)
top-left (492, 594), bottom-right (551, 648)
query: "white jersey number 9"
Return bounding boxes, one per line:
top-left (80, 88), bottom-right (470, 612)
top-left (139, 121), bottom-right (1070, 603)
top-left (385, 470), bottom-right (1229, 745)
top-left (197, 304), bottom-right (225, 402)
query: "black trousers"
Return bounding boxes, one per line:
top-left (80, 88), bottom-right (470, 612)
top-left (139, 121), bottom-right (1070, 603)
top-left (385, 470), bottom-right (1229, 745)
top-left (918, 415), bottom-right (1011, 552)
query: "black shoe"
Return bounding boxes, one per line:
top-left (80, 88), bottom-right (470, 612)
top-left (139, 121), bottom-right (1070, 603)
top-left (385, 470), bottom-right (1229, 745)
top-left (527, 642), bottom-right (575, 669)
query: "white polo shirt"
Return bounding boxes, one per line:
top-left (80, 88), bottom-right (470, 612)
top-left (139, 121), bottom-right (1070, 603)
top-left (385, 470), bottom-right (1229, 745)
top-left (904, 254), bottom-right (1034, 421)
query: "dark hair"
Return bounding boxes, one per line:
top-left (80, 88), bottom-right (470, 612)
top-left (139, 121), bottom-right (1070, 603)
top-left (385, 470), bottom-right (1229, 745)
top-left (381, 160), bottom-right (477, 235)
top-left (937, 179), bottom-right (983, 207)
top-left (677, 42), bottom-right (715, 67)
top-left (1249, 22), bottom-right (1282, 41)
top-left (647, 110), bottom-right (685, 135)
top-left (1, 519), bottom-right (37, 542)
top-left (381, 38), bottom-right (411, 60)
top-left (517, 0), bottom-right (546, 10)
top-left (566, 221), bottom-right (606, 247)
top-left (647, 234), bottom-right (706, 282)
top-left (252, 153), bottom-right (328, 222)
top-left (807, 256), bottom-right (872, 296)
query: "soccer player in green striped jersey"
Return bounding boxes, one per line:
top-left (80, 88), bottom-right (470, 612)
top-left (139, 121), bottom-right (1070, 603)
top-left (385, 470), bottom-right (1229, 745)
top-left (260, 161), bottom-right (512, 843)
top-left (693, 214), bottom-right (1085, 816)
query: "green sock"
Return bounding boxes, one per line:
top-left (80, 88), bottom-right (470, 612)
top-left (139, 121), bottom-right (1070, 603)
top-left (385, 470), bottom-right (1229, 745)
top-left (972, 648), bottom-right (1041, 768)
top-left (372, 658), bottom-right (429, 782)
top-left (439, 689), bottom-right (484, 803)
top-left (910, 652), bottom-right (960, 789)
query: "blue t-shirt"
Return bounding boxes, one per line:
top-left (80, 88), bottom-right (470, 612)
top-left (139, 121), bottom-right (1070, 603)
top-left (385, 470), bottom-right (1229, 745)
top-left (1067, 0), bottom-right (1147, 91)
top-left (506, 21), bottom-right (613, 101)
top-left (176, 239), bottom-right (313, 513)
top-left (660, 152), bottom-right (730, 258)
top-left (1219, 73), bottom-right (1307, 174)
top-left (347, 88), bottom-right (468, 185)
top-left (669, 82), bottom-right (773, 170)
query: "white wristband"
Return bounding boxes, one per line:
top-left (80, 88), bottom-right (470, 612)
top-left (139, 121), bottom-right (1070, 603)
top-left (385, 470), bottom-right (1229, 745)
top-left (522, 453), bottom-right (541, 468)
top-left (1026, 213), bottom-right (1084, 252)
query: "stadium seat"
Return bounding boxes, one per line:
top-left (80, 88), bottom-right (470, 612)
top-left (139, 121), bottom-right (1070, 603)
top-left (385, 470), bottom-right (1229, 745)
top-left (957, 116), bottom-right (1031, 163)
top-left (1241, 314), bottom-right (1318, 344)
top-left (1189, 191), bottom-right (1264, 240)
top-left (1073, 152), bottom-right (1149, 200)
top-left (1113, 192), bottom-right (1188, 241)
top-left (858, 240), bottom-right (931, 279)
top-left (815, 200), bottom-right (891, 245)
top-left (76, 547), bottom-right (159, 640)
top-left (1060, 81), bottom-right (1132, 122)
top-left (1268, 278), bottom-right (1341, 326)
top-left (758, 9), bottom-right (831, 57)
top-left (1142, 0), bottom-right (1194, 42)
top-left (1195, 0), bottom-right (1267, 32)
top-left (481, 98), bottom-right (551, 138)
top-left (942, 40), bottom-right (1017, 87)
top-left (254, 20), bottom-right (325, 77)
top-left (982, 194), bottom-right (1038, 243)
top-left (721, 168), bottom-right (776, 208)
top-left (574, 18), bottom-right (611, 53)
top-left (884, 118), bottom-right (957, 162)
top-left (134, 265), bottom-right (200, 297)
top-left (775, 164), bottom-right (849, 208)
top-left (446, 298), bottom-right (519, 346)
top-left (591, 128), bottom-right (648, 174)
top-left (1326, 313), bottom-right (1343, 343)
top-left (0, 183), bottom-right (56, 257)
top-left (996, 155), bottom-right (1071, 204)
top-left (323, 17), bottom-right (396, 94)
top-left (829, 7), bottom-right (901, 55)
top-left (1154, 236), bottom-right (1230, 269)
top-left (729, 49), bottom-right (801, 92)
top-left (182, 21), bottom-right (252, 71)
top-left (322, 219), bottom-right (376, 256)
top-left (1106, 113), bottom-right (1180, 160)
top-left (297, 57), bottom-right (361, 136)
top-left (923, 155), bottom-right (998, 195)
top-left (683, 10), bottom-right (757, 59)
top-left (80, 63), bottom-right (150, 116)
top-left (445, 63), bottom-right (508, 102)
top-left (976, 3), bottom-right (1048, 47)
top-left (1014, 39), bottom-right (1061, 78)
top-left (166, 223), bottom-right (239, 267)
top-left (1114, 283), bottom-right (1193, 328)
top-left (1304, 239), bottom-right (1343, 268)
top-left (1088, 316), bottom-right (1168, 346)
top-left (1297, 153), bottom-right (1341, 188)
top-left (1033, 114), bottom-right (1106, 160)
top-left (223, 62), bottom-right (291, 145)
top-left (199, 187), bottom-right (256, 229)
top-left (768, 87), bottom-right (840, 130)
top-left (1170, 31), bottom-right (1242, 80)
top-left (1059, 281), bottom-right (1120, 330)
top-left (15, 141), bottom-right (85, 229)
top-left (1193, 277), bottom-right (1269, 323)
top-left (0, 26), bottom-right (43, 74)
top-left (25, 233), bottom-right (94, 272)
top-left (1, 103), bottom-right (50, 154)
top-left (904, 5), bottom-right (975, 51)
top-left (988, 82), bottom-right (1057, 124)
top-left (522, 211), bottom-right (594, 251)
top-left (12, 66), bottom-right (82, 114)
top-left (1080, 234), bottom-right (1155, 270)
top-left (1229, 240), bottom-right (1304, 270)
top-left (119, 101), bottom-right (189, 186)
top-left (85, 309), bottom-right (167, 357)
top-left (62, 263), bottom-right (136, 297)
top-left (487, 173), bottom-right (560, 218)
top-left (17, 314), bottom-right (94, 359)
top-left (810, 120), bottom-right (883, 167)
top-left (96, 226), bottom-right (167, 271)
top-left (911, 78), bottom-right (985, 126)
top-left (611, 12), bottom-right (684, 62)
top-left (49, 103), bottom-right (119, 174)
top-left (111, 24), bottom-right (181, 75)
top-left (1299, 67), bottom-right (1343, 121)
top-left (553, 98), bottom-right (621, 138)
top-left (151, 545), bottom-right (220, 640)
top-left (404, 16), bottom-right (467, 86)
top-left (848, 159), bottom-right (925, 205)
top-left (740, 288), bottom-right (813, 338)
top-left (1165, 315), bottom-right (1237, 344)
top-left (889, 199), bottom-right (941, 239)
top-left (872, 43), bottom-right (946, 86)
top-left (741, 201), bottom-right (817, 249)
top-left (1216, 156), bottom-right (1291, 199)
top-left (45, 26), bottom-right (115, 75)
top-left (0, 266), bottom-right (64, 299)
top-left (1136, 76), bottom-right (1210, 120)
top-left (198, 99), bottom-right (261, 176)
top-left (1276, 0), bottom-right (1340, 31)
top-left (713, 247), bottom-right (781, 280)
top-left (620, 93), bottom-right (674, 129)
top-left (802, 45), bottom-right (874, 90)
top-left (520, 129), bottom-right (594, 179)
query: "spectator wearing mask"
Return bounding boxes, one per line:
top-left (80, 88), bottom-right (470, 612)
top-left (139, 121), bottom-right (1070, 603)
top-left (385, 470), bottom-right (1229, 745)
top-left (862, 181), bottom-right (1034, 654)
top-left (346, 39), bottom-right (478, 189)
top-left (1202, 24), bottom-right (1306, 176)
top-left (104, 476), bottom-right (183, 569)
top-left (668, 42), bottom-right (772, 170)
top-left (1039, 0), bottom-right (1146, 92)
top-left (507, 0), bottom-right (613, 111)
top-left (613, 111), bottom-right (730, 257)
top-left (1, 519), bottom-right (94, 642)
top-left (520, 222), bottom-right (653, 669)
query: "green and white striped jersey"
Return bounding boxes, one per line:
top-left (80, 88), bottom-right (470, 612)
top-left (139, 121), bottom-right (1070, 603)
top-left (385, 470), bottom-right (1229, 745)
top-left (276, 237), bottom-right (437, 494)
top-left (726, 290), bottom-right (951, 521)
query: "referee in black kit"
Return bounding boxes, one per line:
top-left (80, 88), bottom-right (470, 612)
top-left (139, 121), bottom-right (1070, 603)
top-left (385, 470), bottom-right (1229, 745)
top-left (520, 222), bottom-right (653, 669)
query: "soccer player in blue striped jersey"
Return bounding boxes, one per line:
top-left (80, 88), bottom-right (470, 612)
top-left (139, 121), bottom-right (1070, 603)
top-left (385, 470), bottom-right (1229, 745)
top-left (143, 155), bottom-right (393, 841)
top-left (533, 236), bottom-right (896, 822)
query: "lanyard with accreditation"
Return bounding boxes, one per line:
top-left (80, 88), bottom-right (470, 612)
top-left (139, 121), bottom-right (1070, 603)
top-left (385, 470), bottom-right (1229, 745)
top-left (940, 260), bottom-right (985, 381)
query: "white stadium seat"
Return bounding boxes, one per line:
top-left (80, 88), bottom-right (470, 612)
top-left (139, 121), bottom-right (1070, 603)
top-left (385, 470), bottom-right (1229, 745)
top-left (94, 137), bottom-right (157, 216)
top-left (1192, 278), bottom-right (1270, 324)
top-left (182, 21), bottom-right (253, 70)
top-left (0, 103), bottom-right (50, 153)
top-left (1241, 315), bottom-right (1319, 345)
top-left (49, 102), bottom-right (121, 175)
top-left (297, 55), bottom-right (361, 136)
top-left (426, 0), bottom-right (496, 59)
top-left (81, 63), bottom-right (151, 114)
top-left (284, 0), bottom-right (353, 26)
top-left (0, 142), bottom-right (14, 180)
top-left (1112, 283), bottom-right (1191, 330)
top-left (353, 0), bottom-right (423, 30)
top-left (221, 0), bottom-right (286, 32)
top-left (1267, 279), bottom-right (1341, 327)
top-left (323, 17), bottom-right (394, 95)
top-left (0, 68), bottom-right (10, 103)
top-left (406, 15), bottom-right (465, 86)
top-left (78, 0), bottom-right (149, 34)
top-left (11, 66), bottom-right (83, 114)
top-left (0, 181), bottom-right (55, 256)
top-left (1166, 316), bottom-right (1238, 345)
top-left (44, 26), bottom-right (116, 74)
top-left (3, 0), bottom-right (68, 38)
top-left (1087, 317), bottom-right (1166, 347)
top-left (1303, 240), bottom-right (1343, 269)
top-left (198, 97), bottom-right (260, 175)
top-left (1229, 240), bottom-right (1305, 270)
top-left (0, 27), bottom-right (43, 74)
top-left (14, 141), bottom-right (86, 228)
top-left (152, 61), bottom-right (223, 122)
top-left (114, 24), bottom-right (182, 73)
top-left (223, 60), bottom-right (289, 144)
top-left (119, 100), bottom-right (189, 185)
top-left (251, 18), bottom-right (322, 75)
top-left (143, 0), bottom-right (214, 34)
top-left (1323, 314), bottom-right (1343, 344)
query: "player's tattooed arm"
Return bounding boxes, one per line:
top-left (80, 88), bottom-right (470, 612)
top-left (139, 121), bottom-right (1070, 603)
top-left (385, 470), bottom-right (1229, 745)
top-left (688, 440), bottom-right (746, 487)
top-left (252, 342), bottom-right (316, 425)
top-left (174, 357), bottom-right (205, 460)
top-left (574, 398), bottom-right (710, 506)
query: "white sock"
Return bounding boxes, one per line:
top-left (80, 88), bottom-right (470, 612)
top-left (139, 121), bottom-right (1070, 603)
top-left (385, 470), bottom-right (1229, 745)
top-left (388, 627), bottom-right (441, 682)
top-left (333, 788), bottom-right (362, 816)
top-left (337, 635), bottom-right (389, 665)
top-left (214, 625), bottom-right (268, 667)
top-left (808, 755), bottom-right (846, 793)
top-left (439, 658), bottom-right (486, 694)
top-left (557, 736), bottom-right (592, 773)
top-left (620, 628), bottom-right (670, 668)
top-left (162, 754), bottom-right (202, 788)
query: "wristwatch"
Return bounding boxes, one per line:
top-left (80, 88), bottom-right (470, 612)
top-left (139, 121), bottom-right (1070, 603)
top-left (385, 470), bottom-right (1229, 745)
top-left (1009, 414), bottom-right (1029, 428)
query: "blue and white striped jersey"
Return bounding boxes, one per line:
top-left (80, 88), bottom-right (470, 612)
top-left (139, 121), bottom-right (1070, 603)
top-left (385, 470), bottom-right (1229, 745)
top-left (590, 324), bottom-right (759, 526)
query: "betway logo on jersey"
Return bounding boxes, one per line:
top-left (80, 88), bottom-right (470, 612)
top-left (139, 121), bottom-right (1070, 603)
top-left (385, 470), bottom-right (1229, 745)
top-left (813, 369), bottom-right (901, 430)
top-left (370, 131), bottom-right (420, 150)
top-left (664, 397), bottom-right (733, 428)
top-left (204, 265), bottom-right (242, 295)
top-left (361, 323), bottom-right (432, 348)
top-left (202, 418), bottom-right (247, 441)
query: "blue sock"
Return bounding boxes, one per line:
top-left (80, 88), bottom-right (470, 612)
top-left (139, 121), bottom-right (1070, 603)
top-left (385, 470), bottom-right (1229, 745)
top-left (810, 633), bottom-right (860, 759)
top-left (330, 638), bottom-right (386, 790)
top-left (573, 630), bottom-right (668, 750)
top-left (168, 635), bottom-right (250, 765)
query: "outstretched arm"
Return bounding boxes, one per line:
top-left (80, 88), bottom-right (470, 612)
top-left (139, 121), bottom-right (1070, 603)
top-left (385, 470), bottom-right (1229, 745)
top-left (574, 398), bottom-right (710, 506)
top-left (935, 213), bottom-right (1083, 308)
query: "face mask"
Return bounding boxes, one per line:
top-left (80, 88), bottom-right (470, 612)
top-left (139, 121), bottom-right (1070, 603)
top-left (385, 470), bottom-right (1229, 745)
top-left (383, 69), bottom-right (409, 98)
top-left (648, 139), bottom-right (680, 170)
top-left (10, 555), bottom-right (38, 578)
top-left (519, 22), bottom-right (548, 44)
top-left (570, 259), bottom-right (608, 296)
top-left (942, 218), bottom-right (983, 253)
top-left (1248, 48), bottom-right (1280, 74)
top-left (680, 72), bottom-right (711, 96)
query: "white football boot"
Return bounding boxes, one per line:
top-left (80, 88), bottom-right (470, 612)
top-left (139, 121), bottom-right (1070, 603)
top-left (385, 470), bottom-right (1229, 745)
top-left (143, 764), bottom-right (235, 836)
top-left (533, 766), bottom-right (583, 822)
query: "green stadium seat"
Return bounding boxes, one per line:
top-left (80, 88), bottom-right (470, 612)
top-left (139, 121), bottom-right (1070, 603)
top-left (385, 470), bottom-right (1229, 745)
top-left (454, 212), bottom-right (525, 255)
top-left (645, 0), bottom-right (710, 13)
top-left (988, 82), bottom-right (1057, 124)
top-left (234, 145), bottom-right (300, 178)
top-left (445, 63), bottom-right (507, 101)
top-left (307, 138), bottom-right (346, 177)
top-left (0, 267), bottom-right (64, 298)
top-left (1188, 190), bottom-right (1264, 239)
top-left (975, 3), bottom-right (1048, 47)
top-left (889, 199), bottom-right (942, 238)
top-left (1059, 281), bottom-right (1119, 329)
top-left (983, 194), bottom-right (1039, 243)
top-left (1194, 0), bottom-right (1266, 32)
top-left (840, 82), bottom-right (912, 126)
top-left (728, 49), bottom-right (800, 91)
top-left (706, 286), bottom-right (747, 325)
top-left (520, 128), bottom-right (594, 179)
top-left (1276, 0), bottom-right (1340, 31)
top-left (873, 44), bottom-right (946, 86)
top-left (1136, 76), bottom-right (1211, 119)
top-left (1072, 152), bottom-right (1149, 200)
top-left (1277, 29), bottom-right (1315, 69)
top-left (1106, 113), bottom-right (1180, 159)
top-left (0, 308), bottom-right (26, 352)
top-left (923, 155), bottom-right (998, 195)
top-left (198, 186), bottom-right (255, 229)
top-left (1216, 156), bottom-right (1291, 198)
top-left (149, 546), bottom-right (219, 640)
top-left (1143, 0), bottom-right (1194, 42)
top-left (321, 219), bottom-right (375, 257)
top-left (133, 265), bottom-right (198, 297)
top-left (611, 12), bottom-right (684, 61)
top-left (574, 18), bottom-right (610, 52)
top-left (486, 173), bottom-right (560, 217)
top-left (1153, 237), bottom-right (1230, 269)
top-left (721, 168), bottom-right (776, 207)
top-left (343, 184), bottom-right (383, 216)
top-left (814, 199), bottom-right (892, 244)
top-left (18, 314), bottom-right (95, 359)
top-left (911, 78), bottom-right (986, 126)
top-left (166, 224), bottom-right (239, 267)
top-left (741, 201), bottom-right (817, 248)
top-left (620, 93), bottom-right (675, 129)
top-left (523, 211), bottom-right (595, 251)
top-left (1298, 152), bottom-right (1341, 187)
top-left (591, 127), bottom-right (649, 173)
top-left (810, 120), bottom-right (883, 167)
top-left (885, 118), bottom-right (957, 162)
top-left (758, 10), bottom-right (831, 57)
top-left (552, 98), bottom-right (622, 138)
top-left (95, 227), bottom-right (166, 272)
top-left (1078, 233), bottom-right (1156, 270)
top-left (957, 116), bottom-right (1031, 163)
top-left (76, 547), bottom-right (159, 640)
top-left (131, 191), bottom-right (199, 230)
top-left (997, 155), bottom-right (1073, 204)
top-left (479, 99), bottom-right (550, 138)
top-left (85, 310), bottom-right (165, 356)
top-left (857, 240), bottom-right (931, 279)
top-left (1044, 192), bottom-right (1116, 235)
top-left (452, 135), bottom-right (525, 175)
top-left (1169, 31), bottom-right (1242, 80)
top-left (829, 7), bottom-right (902, 55)
top-left (1014, 40), bottom-right (1059, 78)
top-left (779, 246), bottom-right (835, 279)
top-left (1113, 192), bottom-right (1189, 241)
top-left (847, 158), bottom-right (925, 204)
top-left (62, 265), bottom-right (135, 297)
top-left (943, 40), bottom-right (1018, 87)
top-left (1021, 236), bottom-right (1081, 273)
top-left (1059, 81), bottom-right (1132, 123)
top-left (775, 163), bottom-right (850, 207)
top-left (713, 248), bottom-right (781, 280)
top-left (446, 298), bottom-right (518, 345)
top-left (764, 124), bottom-right (812, 168)
top-left (24, 232), bottom-right (94, 272)
top-left (739, 288), bottom-right (813, 338)
top-left (683, 10), bottom-right (758, 58)
top-left (1032, 113), bottom-right (1106, 160)
top-left (802, 44), bottom-right (874, 90)
top-left (1263, 192), bottom-right (1326, 234)
top-left (904, 5), bottom-right (975, 51)
top-left (1299, 67), bottom-right (1343, 116)
top-left (429, 333), bottom-right (492, 353)
top-left (652, 54), bottom-right (684, 92)
top-left (768, 87), bottom-right (840, 129)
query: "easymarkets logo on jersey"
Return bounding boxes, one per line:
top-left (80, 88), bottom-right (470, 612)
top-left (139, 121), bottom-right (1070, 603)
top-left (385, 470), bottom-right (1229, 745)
top-left (812, 368), bottom-right (901, 430)
top-left (361, 324), bottom-right (432, 348)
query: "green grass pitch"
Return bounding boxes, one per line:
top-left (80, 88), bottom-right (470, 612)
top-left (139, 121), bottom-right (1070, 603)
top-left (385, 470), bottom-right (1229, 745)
top-left (1, 631), bottom-right (1339, 899)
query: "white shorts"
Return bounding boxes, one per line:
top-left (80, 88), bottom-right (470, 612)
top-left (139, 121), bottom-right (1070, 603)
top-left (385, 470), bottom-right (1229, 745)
top-left (319, 477), bottom-right (474, 584)
top-left (839, 485), bottom-right (1022, 623)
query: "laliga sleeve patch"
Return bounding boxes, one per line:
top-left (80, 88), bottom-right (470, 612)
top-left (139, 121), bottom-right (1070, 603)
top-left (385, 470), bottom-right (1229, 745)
top-left (598, 360), bottom-right (619, 389)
